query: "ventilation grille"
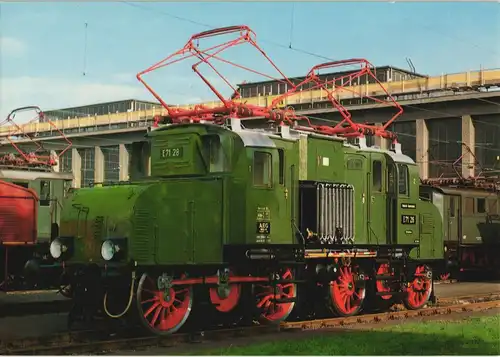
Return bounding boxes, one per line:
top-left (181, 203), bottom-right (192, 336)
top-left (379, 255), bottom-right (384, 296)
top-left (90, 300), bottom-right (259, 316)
top-left (420, 213), bottom-right (434, 234)
top-left (132, 209), bottom-right (151, 261)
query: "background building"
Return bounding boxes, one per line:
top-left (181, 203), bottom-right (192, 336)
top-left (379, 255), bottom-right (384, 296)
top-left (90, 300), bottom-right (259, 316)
top-left (237, 66), bottom-right (426, 98)
top-left (43, 99), bottom-right (162, 122)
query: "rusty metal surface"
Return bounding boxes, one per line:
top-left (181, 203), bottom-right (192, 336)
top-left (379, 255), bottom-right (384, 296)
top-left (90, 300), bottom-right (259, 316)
top-left (280, 300), bottom-right (500, 331)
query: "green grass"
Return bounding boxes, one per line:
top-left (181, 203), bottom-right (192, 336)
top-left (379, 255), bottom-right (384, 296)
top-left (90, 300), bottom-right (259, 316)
top-left (191, 315), bottom-right (500, 355)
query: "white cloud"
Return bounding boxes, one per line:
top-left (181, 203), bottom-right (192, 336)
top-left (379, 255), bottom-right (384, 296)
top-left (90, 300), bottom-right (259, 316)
top-left (112, 72), bottom-right (137, 83)
top-left (0, 75), bottom-right (216, 122)
top-left (0, 76), bottom-right (149, 121)
top-left (0, 72), bottom-right (248, 123)
top-left (0, 37), bottom-right (27, 57)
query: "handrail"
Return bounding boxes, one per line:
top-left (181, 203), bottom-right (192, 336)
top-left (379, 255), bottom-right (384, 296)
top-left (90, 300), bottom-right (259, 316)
top-left (1, 68), bottom-right (499, 137)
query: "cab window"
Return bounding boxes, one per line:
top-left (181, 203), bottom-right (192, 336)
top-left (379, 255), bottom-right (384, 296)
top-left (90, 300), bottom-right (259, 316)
top-left (254, 151), bottom-right (272, 187)
top-left (387, 163), bottom-right (396, 194)
top-left (372, 160), bottom-right (382, 192)
top-left (201, 135), bottom-right (228, 173)
top-left (40, 180), bottom-right (51, 206)
top-left (278, 149), bottom-right (285, 185)
top-left (397, 164), bottom-right (409, 195)
top-left (449, 197), bottom-right (456, 217)
top-left (477, 198), bottom-right (486, 214)
top-left (13, 181), bottom-right (29, 189)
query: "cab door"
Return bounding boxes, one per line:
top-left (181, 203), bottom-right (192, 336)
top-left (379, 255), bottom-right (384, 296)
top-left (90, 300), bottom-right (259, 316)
top-left (447, 195), bottom-right (460, 243)
top-left (274, 143), bottom-right (298, 245)
top-left (35, 179), bottom-right (52, 240)
top-left (367, 153), bottom-right (388, 244)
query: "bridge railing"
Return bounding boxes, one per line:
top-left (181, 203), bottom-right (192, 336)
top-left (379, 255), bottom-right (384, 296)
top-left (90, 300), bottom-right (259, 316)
top-left (1, 68), bottom-right (499, 137)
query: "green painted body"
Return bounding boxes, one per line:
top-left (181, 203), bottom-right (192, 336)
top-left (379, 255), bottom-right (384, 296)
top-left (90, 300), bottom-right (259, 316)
top-left (59, 123), bottom-right (444, 266)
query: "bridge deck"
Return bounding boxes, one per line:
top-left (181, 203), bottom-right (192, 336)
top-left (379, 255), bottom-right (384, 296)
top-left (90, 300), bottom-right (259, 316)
top-left (1, 68), bottom-right (499, 137)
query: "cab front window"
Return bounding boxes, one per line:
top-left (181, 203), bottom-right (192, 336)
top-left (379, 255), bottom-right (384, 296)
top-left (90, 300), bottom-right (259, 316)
top-left (253, 151), bottom-right (272, 187)
top-left (201, 134), bottom-right (229, 173)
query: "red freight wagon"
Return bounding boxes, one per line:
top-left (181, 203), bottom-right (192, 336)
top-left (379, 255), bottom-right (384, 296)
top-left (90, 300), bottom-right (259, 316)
top-left (0, 180), bottom-right (38, 290)
top-left (0, 180), bottom-right (38, 245)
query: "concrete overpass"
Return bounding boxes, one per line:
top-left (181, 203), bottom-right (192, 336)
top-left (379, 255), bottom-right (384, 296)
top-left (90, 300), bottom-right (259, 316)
top-left (1, 68), bottom-right (499, 187)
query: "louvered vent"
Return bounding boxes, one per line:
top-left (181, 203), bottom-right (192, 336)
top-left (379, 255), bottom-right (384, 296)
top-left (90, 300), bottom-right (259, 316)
top-left (132, 209), bottom-right (151, 262)
top-left (420, 213), bottom-right (434, 234)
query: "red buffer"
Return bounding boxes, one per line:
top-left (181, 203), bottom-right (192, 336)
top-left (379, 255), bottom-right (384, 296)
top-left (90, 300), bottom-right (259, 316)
top-left (136, 25), bottom-right (299, 126)
top-left (271, 59), bottom-right (404, 140)
top-left (0, 106), bottom-right (72, 168)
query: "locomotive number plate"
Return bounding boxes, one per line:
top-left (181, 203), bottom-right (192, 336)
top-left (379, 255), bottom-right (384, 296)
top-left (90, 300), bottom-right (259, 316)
top-left (256, 221), bottom-right (271, 235)
top-left (160, 147), bottom-right (183, 158)
top-left (401, 215), bottom-right (416, 225)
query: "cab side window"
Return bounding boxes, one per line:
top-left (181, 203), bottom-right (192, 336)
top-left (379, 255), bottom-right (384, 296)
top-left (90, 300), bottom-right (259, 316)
top-left (398, 164), bottom-right (409, 196)
top-left (40, 180), bottom-right (51, 206)
top-left (449, 197), bottom-right (456, 217)
top-left (253, 151), bottom-right (272, 187)
top-left (278, 149), bottom-right (285, 185)
top-left (13, 181), bottom-right (29, 189)
top-left (477, 198), bottom-right (486, 214)
top-left (372, 160), bottom-right (382, 192)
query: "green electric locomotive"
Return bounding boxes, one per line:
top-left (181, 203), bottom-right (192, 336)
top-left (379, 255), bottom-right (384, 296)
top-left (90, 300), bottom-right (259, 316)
top-left (48, 26), bottom-right (444, 335)
top-left (51, 118), bottom-right (443, 334)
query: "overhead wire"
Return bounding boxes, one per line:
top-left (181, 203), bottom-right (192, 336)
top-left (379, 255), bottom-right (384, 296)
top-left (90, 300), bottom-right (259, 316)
top-left (120, 1), bottom-right (351, 67)
top-left (19, 2), bottom-right (499, 175)
top-left (82, 22), bottom-right (88, 76)
top-left (288, 2), bottom-right (295, 49)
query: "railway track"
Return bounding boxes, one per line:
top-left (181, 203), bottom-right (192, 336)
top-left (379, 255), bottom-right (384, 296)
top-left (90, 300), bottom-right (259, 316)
top-left (2, 293), bottom-right (499, 355)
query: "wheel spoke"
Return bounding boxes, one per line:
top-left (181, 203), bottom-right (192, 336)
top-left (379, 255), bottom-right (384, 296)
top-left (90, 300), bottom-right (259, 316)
top-left (144, 301), bottom-right (161, 318)
top-left (150, 305), bottom-right (162, 326)
top-left (329, 265), bottom-right (365, 317)
top-left (256, 269), bottom-right (296, 324)
top-left (141, 297), bottom-right (159, 304)
top-left (137, 273), bottom-right (193, 335)
top-left (257, 295), bottom-right (271, 308)
top-left (404, 265), bottom-right (432, 310)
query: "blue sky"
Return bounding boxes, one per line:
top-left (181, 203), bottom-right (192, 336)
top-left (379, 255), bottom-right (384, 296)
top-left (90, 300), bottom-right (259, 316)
top-left (1, 1), bottom-right (499, 119)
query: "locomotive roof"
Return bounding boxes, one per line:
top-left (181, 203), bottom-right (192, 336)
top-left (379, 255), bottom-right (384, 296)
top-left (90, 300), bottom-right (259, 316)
top-left (150, 120), bottom-right (415, 164)
top-left (422, 184), bottom-right (499, 196)
top-left (0, 169), bottom-right (73, 181)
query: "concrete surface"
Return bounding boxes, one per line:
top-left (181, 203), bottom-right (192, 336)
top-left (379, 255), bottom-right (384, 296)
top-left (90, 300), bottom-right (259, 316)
top-left (434, 281), bottom-right (500, 298)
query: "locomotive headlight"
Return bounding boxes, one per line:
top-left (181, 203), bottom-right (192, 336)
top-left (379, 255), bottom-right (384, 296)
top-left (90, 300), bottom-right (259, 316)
top-left (101, 239), bottom-right (126, 261)
top-left (50, 239), bottom-right (64, 259)
top-left (49, 237), bottom-right (73, 259)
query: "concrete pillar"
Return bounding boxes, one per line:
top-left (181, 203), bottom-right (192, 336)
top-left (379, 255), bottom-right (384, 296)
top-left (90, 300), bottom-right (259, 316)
top-left (94, 146), bottom-right (104, 184)
top-left (129, 142), bottom-right (150, 180)
top-left (416, 119), bottom-right (429, 179)
top-left (119, 144), bottom-right (130, 181)
top-left (373, 123), bottom-right (389, 150)
top-left (50, 150), bottom-right (60, 172)
top-left (461, 115), bottom-right (476, 178)
top-left (71, 148), bottom-right (81, 188)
